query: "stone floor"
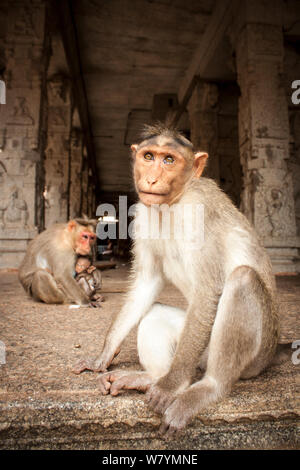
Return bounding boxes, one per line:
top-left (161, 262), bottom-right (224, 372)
top-left (0, 264), bottom-right (299, 450)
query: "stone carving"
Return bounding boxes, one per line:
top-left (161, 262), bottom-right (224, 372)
top-left (48, 74), bottom-right (69, 104)
top-left (2, 187), bottom-right (28, 228)
top-left (14, 5), bottom-right (37, 38)
top-left (288, 110), bottom-right (300, 236)
top-left (201, 83), bottom-right (219, 111)
top-left (48, 107), bottom-right (68, 127)
top-left (0, 162), bottom-right (28, 229)
top-left (189, 82), bottom-right (220, 182)
top-left (254, 173), bottom-right (297, 239)
top-left (7, 97), bottom-right (34, 126)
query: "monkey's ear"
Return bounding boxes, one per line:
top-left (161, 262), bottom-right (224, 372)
top-left (193, 152), bottom-right (208, 178)
top-left (67, 220), bottom-right (78, 232)
top-left (131, 144), bottom-right (138, 156)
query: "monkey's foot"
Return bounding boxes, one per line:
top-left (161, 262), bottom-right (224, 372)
top-left (160, 392), bottom-right (194, 438)
top-left (71, 348), bottom-right (121, 374)
top-left (160, 378), bottom-right (218, 438)
top-left (146, 383), bottom-right (177, 415)
top-left (97, 370), bottom-right (152, 396)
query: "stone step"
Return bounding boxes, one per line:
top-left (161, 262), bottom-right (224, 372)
top-left (0, 268), bottom-right (299, 450)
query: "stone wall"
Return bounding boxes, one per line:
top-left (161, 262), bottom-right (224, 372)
top-left (229, 0), bottom-right (299, 273)
top-left (0, 0), bottom-right (97, 268)
top-left (0, 0), bottom-right (46, 268)
top-left (284, 42), bottom-right (300, 238)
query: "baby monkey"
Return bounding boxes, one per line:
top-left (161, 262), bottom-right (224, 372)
top-left (75, 257), bottom-right (103, 306)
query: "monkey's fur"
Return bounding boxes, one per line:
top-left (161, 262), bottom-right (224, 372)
top-left (19, 220), bottom-right (96, 306)
top-left (73, 124), bottom-right (281, 436)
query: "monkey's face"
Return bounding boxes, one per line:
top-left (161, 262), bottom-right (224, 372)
top-left (75, 230), bottom-right (96, 256)
top-left (75, 257), bottom-right (91, 274)
top-left (67, 220), bottom-right (96, 256)
top-left (132, 143), bottom-right (190, 206)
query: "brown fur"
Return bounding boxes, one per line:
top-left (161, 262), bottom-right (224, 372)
top-left (73, 125), bottom-right (280, 437)
top-left (19, 220), bottom-right (96, 306)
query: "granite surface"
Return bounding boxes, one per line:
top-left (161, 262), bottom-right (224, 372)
top-left (0, 265), bottom-right (299, 449)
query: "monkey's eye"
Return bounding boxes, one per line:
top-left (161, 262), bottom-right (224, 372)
top-left (164, 155), bottom-right (175, 164)
top-left (143, 152), bottom-right (154, 161)
top-left (82, 234), bottom-right (89, 240)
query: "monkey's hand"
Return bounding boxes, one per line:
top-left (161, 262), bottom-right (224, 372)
top-left (146, 374), bottom-right (188, 415)
top-left (72, 347), bottom-right (120, 375)
top-left (97, 370), bottom-right (152, 396)
top-left (89, 300), bottom-right (103, 308)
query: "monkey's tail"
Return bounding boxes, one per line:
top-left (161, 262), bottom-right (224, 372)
top-left (271, 343), bottom-right (293, 366)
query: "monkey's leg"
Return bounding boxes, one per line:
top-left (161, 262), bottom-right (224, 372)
top-left (161, 265), bottom-right (278, 437)
top-left (31, 269), bottom-right (65, 304)
top-left (138, 303), bottom-right (186, 379)
top-left (97, 303), bottom-right (186, 395)
top-left (77, 277), bottom-right (92, 297)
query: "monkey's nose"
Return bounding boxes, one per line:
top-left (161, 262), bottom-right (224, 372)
top-left (146, 175), bottom-right (158, 185)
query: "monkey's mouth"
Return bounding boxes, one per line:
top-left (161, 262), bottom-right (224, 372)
top-left (76, 248), bottom-right (91, 255)
top-left (139, 190), bottom-right (168, 196)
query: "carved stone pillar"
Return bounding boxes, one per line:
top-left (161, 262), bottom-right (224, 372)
top-left (0, 0), bottom-right (47, 268)
top-left (44, 73), bottom-right (72, 227)
top-left (188, 81), bottom-right (220, 183)
top-left (233, 1), bottom-right (299, 272)
top-left (81, 146), bottom-right (89, 217)
top-left (87, 172), bottom-right (96, 219)
top-left (69, 126), bottom-right (83, 219)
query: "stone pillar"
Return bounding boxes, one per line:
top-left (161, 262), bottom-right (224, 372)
top-left (0, 0), bottom-right (47, 268)
top-left (188, 81), bottom-right (220, 182)
top-left (81, 146), bottom-right (89, 217)
top-left (69, 125), bottom-right (83, 219)
top-left (44, 73), bottom-right (72, 227)
top-left (87, 172), bottom-right (96, 219)
top-left (233, 0), bottom-right (299, 272)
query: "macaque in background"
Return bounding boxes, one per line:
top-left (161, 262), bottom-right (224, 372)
top-left (75, 257), bottom-right (103, 305)
top-left (73, 123), bottom-right (285, 436)
top-left (19, 219), bottom-right (97, 306)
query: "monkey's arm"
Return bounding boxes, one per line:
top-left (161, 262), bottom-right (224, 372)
top-left (92, 269), bottom-right (102, 291)
top-left (147, 297), bottom-right (216, 414)
top-left (55, 267), bottom-right (91, 306)
top-left (72, 272), bottom-right (164, 374)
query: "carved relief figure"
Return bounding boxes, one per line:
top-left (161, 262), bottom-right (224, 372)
top-left (0, 163), bottom-right (28, 229)
top-left (7, 97), bottom-right (34, 126)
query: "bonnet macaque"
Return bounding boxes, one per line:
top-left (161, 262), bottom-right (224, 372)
top-left (75, 257), bottom-right (103, 305)
top-left (19, 219), bottom-right (97, 306)
top-left (73, 124), bottom-right (281, 436)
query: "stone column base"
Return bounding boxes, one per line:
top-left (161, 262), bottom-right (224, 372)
top-left (0, 227), bottom-right (38, 269)
top-left (263, 237), bottom-right (300, 274)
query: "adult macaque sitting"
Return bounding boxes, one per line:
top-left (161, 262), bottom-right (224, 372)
top-left (75, 257), bottom-right (104, 306)
top-left (73, 124), bottom-right (282, 437)
top-left (19, 219), bottom-right (97, 306)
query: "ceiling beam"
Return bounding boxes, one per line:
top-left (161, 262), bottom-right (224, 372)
top-left (171, 0), bottom-right (234, 125)
top-left (54, 0), bottom-right (99, 189)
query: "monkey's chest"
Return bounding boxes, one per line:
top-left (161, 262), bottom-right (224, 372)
top-left (160, 244), bottom-right (194, 295)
